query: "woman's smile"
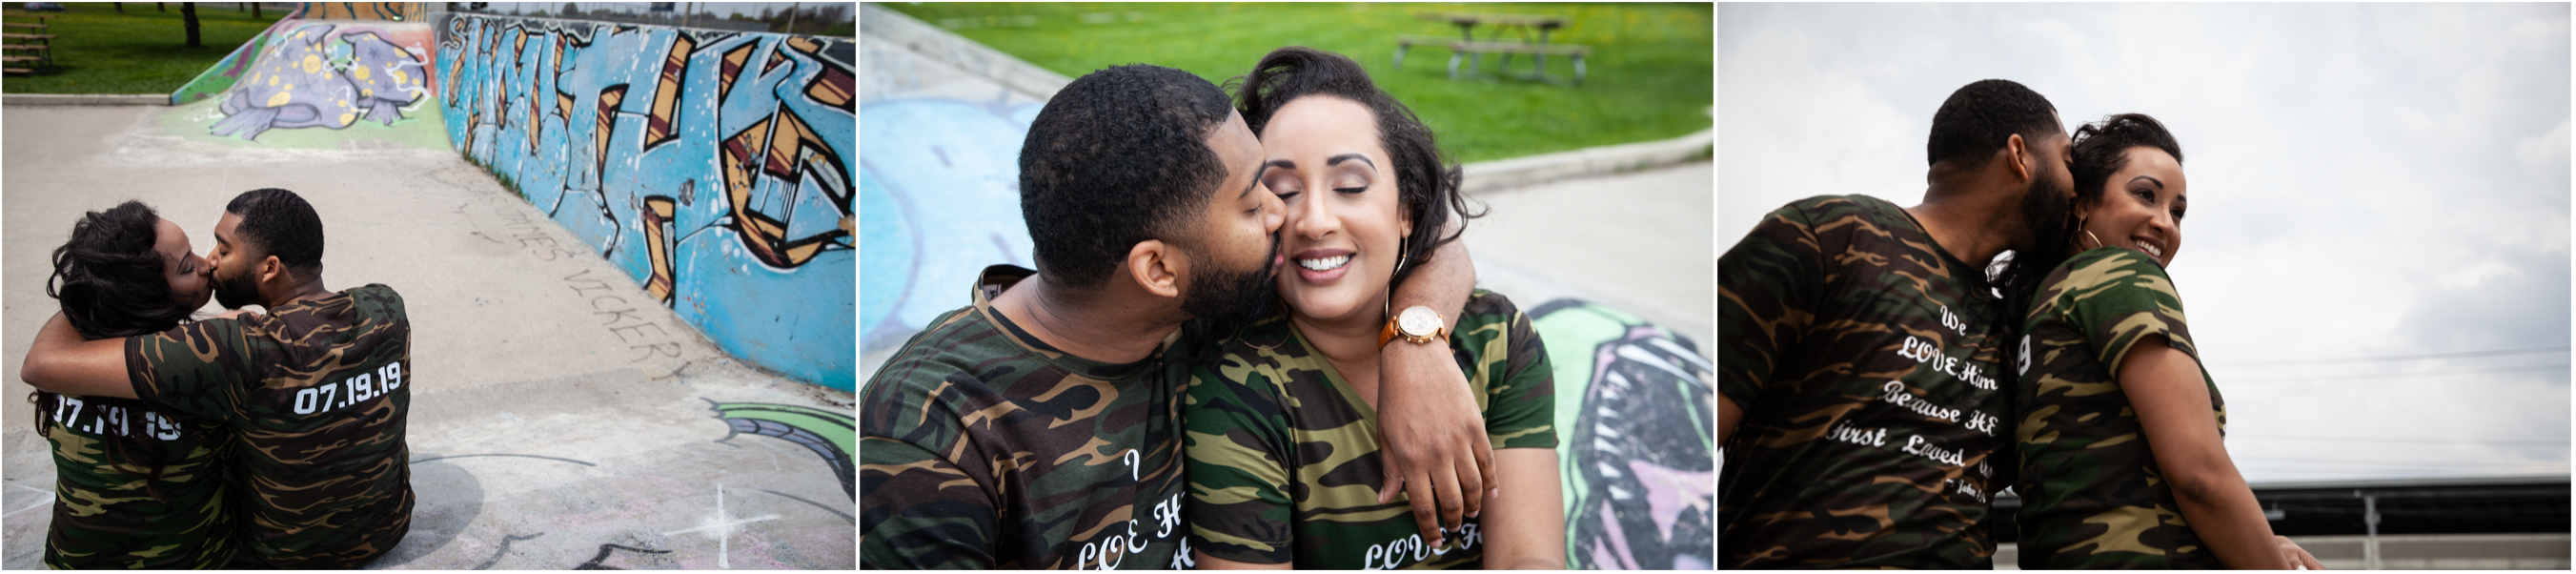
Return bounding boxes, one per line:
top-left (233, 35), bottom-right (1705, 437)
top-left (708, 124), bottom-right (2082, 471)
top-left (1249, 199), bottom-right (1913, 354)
top-left (1293, 249), bottom-right (1355, 284)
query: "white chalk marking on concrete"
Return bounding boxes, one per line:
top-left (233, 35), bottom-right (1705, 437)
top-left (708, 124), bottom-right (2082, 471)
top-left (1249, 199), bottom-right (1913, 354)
top-left (9, 484), bottom-right (52, 495)
top-left (661, 483), bottom-right (781, 568)
top-left (4, 500), bottom-right (51, 518)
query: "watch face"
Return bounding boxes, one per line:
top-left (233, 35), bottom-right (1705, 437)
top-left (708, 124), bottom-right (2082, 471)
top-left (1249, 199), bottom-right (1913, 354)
top-left (1399, 306), bottom-right (1440, 335)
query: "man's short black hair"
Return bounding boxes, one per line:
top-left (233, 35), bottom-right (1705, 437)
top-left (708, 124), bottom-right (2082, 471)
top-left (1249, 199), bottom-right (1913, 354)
top-left (1927, 79), bottom-right (2061, 169)
top-left (1019, 64), bottom-right (1237, 289)
top-left (226, 188), bottom-right (324, 274)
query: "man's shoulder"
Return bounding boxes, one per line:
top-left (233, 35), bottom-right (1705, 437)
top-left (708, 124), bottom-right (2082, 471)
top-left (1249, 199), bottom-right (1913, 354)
top-left (862, 305), bottom-right (1026, 414)
top-left (1768, 194), bottom-right (1908, 224)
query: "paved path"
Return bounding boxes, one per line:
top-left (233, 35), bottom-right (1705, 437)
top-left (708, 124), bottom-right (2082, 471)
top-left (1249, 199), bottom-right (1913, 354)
top-left (0, 104), bottom-right (854, 569)
top-left (1461, 160), bottom-right (1715, 355)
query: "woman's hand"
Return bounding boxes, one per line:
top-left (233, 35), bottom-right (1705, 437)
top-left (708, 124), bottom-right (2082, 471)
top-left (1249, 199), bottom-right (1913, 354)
top-left (212, 309), bottom-right (262, 321)
top-left (2278, 536), bottom-right (2324, 569)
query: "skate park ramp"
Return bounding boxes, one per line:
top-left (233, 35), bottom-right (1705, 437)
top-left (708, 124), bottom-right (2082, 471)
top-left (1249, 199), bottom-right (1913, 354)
top-left (2, 8), bottom-right (855, 570)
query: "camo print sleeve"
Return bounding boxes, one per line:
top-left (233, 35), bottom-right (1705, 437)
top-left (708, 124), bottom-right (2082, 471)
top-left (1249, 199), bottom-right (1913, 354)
top-left (123, 318), bottom-right (254, 425)
top-left (1459, 292), bottom-right (1556, 450)
top-left (1717, 202), bottom-right (1822, 407)
top-left (2058, 248), bottom-right (2202, 376)
top-left (859, 413), bottom-right (1000, 568)
top-left (2013, 247), bottom-right (2225, 569)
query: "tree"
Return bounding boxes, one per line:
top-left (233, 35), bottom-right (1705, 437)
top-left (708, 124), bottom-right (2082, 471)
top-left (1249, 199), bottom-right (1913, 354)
top-left (560, 2), bottom-right (579, 17)
top-left (181, 3), bottom-right (201, 48)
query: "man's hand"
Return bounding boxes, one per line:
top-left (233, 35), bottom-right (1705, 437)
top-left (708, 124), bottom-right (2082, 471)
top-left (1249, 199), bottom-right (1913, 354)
top-left (2278, 536), bottom-right (2324, 570)
top-left (1375, 338), bottom-right (1493, 548)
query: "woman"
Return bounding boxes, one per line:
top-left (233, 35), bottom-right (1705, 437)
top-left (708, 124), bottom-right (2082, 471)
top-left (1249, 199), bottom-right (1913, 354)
top-left (31, 200), bottom-right (239, 568)
top-left (1183, 47), bottom-right (1565, 570)
top-left (2004, 114), bottom-right (2322, 569)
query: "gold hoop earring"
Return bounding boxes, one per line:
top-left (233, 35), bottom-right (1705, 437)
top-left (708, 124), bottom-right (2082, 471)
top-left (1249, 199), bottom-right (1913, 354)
top-left (1386, 236), bottom-right (1410, 319)
top-left (2074, 215), bottom-right (2099, 250)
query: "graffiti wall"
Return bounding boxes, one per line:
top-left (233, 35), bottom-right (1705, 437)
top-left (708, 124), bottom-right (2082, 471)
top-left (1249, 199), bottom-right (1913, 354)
top-left (437, 14), bottom-right (857, 389)
top-left (305, 1), bottom-right (426, 21)
top-left (209, 22), bottom-right (436, 140)
top-left (1531, 299), bottom-right (1715, 569)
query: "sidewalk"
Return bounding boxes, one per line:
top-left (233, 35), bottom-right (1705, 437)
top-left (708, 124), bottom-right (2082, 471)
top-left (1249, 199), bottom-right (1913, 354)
top-left (0, 105), bottom-right (853, 569)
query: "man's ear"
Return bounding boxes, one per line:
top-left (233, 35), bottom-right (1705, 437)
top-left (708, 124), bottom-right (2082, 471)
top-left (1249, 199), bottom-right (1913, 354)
top-left (258, 256), bottom-right (286, 286)
top-left (1125, 240), bottom-right (1183, 299)
top-left (2003, 133), bottom-right (2033, 183)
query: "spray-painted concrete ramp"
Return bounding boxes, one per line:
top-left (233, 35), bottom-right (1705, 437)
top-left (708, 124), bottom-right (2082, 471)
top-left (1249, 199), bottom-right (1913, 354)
top-left (2, 100), bottom-right (853, 569)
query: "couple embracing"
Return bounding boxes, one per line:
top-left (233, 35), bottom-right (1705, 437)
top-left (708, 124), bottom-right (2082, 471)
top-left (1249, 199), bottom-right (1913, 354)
top-left (19, 188), bottom-right (414, 568)
top-left (863, 47), bottom-right (1564, 570)
top-left (1720, 79), bottom-right (2327, 569)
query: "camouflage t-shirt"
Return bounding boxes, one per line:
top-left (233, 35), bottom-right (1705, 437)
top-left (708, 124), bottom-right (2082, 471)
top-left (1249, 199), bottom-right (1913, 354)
top-left (1184, 290), bottom-right (1556, 570)
top-left (1717, 195), bottom-right (2015, 569)
top-left (34, 390), bottom-right (237, 568)
top-left (860, 265), bottom-right (1192, 570)
top-left (2014, 246), bottom-right (2226, 569)
top-left (126, 284), bottom-right (415, 569)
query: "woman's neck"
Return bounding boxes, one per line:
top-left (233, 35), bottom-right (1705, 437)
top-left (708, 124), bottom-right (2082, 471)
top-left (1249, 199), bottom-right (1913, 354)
top-left (1288, 297), bottom-right (1391, 410)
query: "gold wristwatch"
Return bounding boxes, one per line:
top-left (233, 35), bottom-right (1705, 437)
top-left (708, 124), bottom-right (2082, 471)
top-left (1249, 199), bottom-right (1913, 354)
top-left (1378, 305), bottom-right (1448, 348)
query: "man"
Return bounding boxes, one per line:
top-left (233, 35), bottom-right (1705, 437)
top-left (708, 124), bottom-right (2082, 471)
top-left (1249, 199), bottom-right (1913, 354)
top-left (22, 188), bottom-right (414, 568)
top-left (860, 64), bottom-right (1487, 569)
top-left (1716, 79), bottom-right (2069, 568)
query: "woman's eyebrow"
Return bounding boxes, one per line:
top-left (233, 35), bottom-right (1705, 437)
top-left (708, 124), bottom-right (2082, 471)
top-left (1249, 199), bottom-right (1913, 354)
top-left (1326, 154), bottom-right (1375, 170)
top-left (2130, 174), bottom-right (2163, 189)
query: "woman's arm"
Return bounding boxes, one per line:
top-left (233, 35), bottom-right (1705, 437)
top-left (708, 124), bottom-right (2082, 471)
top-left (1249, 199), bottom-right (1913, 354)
top-left (2120, 336), bottom-right (2290, 569)
top-left (21, 312), bottom-right (139, 400)
top-left (1477, 447), bottom-right (1566, 569)
top-left (1376, 226), bottom-right (1493, 544)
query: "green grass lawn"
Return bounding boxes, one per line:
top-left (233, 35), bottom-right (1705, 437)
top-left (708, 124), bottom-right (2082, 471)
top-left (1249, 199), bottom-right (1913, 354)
top-left (3, 4), bottom-right (284, 94)
top-left (882, 2), bottom-right (1712, 163)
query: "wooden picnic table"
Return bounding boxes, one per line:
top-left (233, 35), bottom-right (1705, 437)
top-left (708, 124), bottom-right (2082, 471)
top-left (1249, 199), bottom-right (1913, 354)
top-left (1, 11), bottom-right (53, 74)
top-left (1394, 11), bottom-right (1588, 87)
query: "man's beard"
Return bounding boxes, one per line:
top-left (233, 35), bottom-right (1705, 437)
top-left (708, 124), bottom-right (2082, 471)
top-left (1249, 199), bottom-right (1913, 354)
top-left (1180, 236), bottom-right (1279, 324)
top-left (213, 267), bottom-right (261, 310)
top-left (2017, 165), bottom-right (2075, 257)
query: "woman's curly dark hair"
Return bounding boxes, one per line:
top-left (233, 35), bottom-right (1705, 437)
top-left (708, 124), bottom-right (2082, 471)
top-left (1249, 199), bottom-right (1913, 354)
top-left (1995, 113), bottom-right (2183, 376)
top-left (31, 200), bottom-right (198, 502)
top-left (50, 200), bottom-right (195, 339)
top-left (1229, 46), bottom-right (1485, 290)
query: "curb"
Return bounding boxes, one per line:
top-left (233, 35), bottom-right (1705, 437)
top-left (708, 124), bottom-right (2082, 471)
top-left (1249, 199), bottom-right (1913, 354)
top-left (2, 93), bottom-right (171, 106)
top-left (1460, 128), bottom-right (1712, 195)
top-left (862, 2), bottom-right (1070, 101)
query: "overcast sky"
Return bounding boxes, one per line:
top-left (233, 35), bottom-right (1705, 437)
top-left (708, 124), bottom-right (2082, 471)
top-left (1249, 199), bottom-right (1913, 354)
top-left (1721, 3), bottom-right (2570, 484)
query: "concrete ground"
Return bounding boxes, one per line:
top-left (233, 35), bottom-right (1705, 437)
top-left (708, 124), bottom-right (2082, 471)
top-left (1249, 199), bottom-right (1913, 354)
top-left (1458, 160), bottom-right (1715, 356)
top-left (0, 104), bottom-right (855, 569)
